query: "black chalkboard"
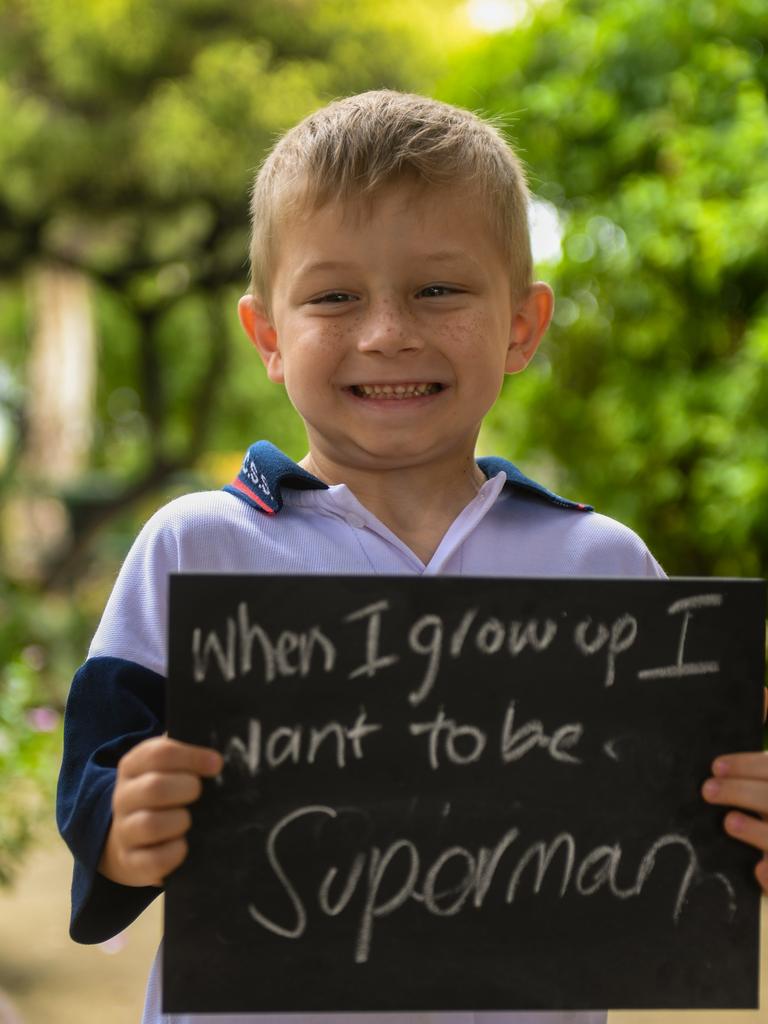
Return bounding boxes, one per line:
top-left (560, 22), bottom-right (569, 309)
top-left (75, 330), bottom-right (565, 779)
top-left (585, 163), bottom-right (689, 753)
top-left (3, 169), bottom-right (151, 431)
top-left (164, 576), bottom-right (765, 1014)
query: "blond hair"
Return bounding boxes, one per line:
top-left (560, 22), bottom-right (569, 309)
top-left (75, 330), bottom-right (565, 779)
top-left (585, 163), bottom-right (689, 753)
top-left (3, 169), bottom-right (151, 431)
top-left (249, 90), bottom-right (532, 314)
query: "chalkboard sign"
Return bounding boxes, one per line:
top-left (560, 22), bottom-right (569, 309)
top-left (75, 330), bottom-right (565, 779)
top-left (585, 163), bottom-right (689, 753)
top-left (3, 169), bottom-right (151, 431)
top-left (164, 576), bottom-right (765, 1015)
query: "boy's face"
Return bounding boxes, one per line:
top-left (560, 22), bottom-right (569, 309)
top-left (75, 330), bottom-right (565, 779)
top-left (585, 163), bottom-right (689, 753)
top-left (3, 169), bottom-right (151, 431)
top-left (239, 181), bottom-right (552, 478)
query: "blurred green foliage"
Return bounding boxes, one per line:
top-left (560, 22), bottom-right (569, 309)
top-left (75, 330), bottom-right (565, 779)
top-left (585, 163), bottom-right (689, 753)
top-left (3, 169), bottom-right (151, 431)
top-left (0, 0), bottom-right (467, 883)
top-left (0, 576), bottom-right (81, 883)
top-left (441, 0), bottom-right (768, 576)
top-left (1, 0), bottom-right (462, 490)
top-left (0, 0), bottom-right (766, 883)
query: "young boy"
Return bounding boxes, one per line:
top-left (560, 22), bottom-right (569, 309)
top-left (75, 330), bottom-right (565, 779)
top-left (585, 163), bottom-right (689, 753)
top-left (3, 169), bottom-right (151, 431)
top-left (57, 90), bottom-right (768, 1024)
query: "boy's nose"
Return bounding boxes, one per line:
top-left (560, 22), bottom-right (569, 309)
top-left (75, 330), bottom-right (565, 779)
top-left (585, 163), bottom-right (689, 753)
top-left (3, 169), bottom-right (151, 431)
top-left (356, 302), bottom-right (423, 356)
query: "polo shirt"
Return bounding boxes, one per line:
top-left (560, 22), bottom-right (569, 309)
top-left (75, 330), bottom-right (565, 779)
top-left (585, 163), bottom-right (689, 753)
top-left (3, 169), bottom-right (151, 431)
top-left (57, 442), bottom-right (665, 1024)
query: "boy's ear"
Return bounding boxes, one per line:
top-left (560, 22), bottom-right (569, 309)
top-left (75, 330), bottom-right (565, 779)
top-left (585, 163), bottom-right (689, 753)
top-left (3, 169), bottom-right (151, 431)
top-left (504, 282), bottom-right (554, 374)
top-left (238, 295), bottom-right (284, 383)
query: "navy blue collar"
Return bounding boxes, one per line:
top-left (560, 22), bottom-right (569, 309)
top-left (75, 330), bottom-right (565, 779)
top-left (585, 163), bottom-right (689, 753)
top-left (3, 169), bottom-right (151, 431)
top-left (223, 441), bottom-right (593, 515)
top-left (475, 456), bottom-right (592, 512)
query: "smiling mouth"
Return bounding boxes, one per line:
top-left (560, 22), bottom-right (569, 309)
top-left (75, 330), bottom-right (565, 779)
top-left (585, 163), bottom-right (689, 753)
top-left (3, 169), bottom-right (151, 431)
top-left (348, 383), bottom-right (444, 399)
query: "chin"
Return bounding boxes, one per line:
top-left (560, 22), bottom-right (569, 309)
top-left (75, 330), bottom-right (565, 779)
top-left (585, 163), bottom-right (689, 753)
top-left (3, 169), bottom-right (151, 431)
top-left (355, 445), bottom-right (452, 470)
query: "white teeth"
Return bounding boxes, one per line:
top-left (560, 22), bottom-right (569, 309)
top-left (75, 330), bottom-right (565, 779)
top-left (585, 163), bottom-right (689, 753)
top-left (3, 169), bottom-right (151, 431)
top-left (354, 383), bottom-right (440, 398)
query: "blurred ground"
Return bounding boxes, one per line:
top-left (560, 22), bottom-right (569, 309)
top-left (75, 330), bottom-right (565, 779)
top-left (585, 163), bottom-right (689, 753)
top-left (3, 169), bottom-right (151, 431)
top-left (0, 825), bottom-right (160, 1024)
top-left (0, 826), bottom-right (766, 1023)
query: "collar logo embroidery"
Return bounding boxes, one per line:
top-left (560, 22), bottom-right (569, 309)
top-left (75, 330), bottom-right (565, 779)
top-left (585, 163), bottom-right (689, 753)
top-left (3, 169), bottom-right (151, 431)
top-left (242, 456), bottom-right (272, 499)
top-left (224, 441), bottom-right (327, 514)
top-left (224, 442), bottom-right (593, 515)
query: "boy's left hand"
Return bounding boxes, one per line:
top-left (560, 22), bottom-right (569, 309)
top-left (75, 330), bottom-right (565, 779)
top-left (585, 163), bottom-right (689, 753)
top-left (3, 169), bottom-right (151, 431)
top-left (704, 757), bottom-right (768, 892)
top-left (702, 693), bottom-right (768, 894)
top-left (702, 753), bottom-right (768, 893)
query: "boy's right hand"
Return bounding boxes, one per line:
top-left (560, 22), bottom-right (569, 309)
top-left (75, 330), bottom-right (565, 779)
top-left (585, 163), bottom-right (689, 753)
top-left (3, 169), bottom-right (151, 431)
top-left (97, 736), bottom-right (223, 888)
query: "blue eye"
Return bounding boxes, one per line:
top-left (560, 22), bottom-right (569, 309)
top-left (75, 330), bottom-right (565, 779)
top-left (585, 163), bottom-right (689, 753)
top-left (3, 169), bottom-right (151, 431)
top-left (418, 285), bottom-right (459, 298)
top-left (309, 292), bottom-right (355, 304)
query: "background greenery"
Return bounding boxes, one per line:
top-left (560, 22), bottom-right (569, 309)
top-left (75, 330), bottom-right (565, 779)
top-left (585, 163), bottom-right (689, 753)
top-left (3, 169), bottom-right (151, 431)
top-left (1, 0), bottom-right (766, 882)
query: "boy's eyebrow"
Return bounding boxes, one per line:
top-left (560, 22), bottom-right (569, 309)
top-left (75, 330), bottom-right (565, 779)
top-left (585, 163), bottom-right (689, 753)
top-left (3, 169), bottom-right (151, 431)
top-left (419, 249), bottom-right (476, 265)
top-left (296, 251), bottom-right (476, 278)
top-left (297, 260), bottom-right (355, 276)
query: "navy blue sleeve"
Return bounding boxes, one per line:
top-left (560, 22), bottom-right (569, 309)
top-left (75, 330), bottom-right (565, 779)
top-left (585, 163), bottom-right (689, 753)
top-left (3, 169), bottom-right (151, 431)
top-left (56, 656), bottom-right (166, 943)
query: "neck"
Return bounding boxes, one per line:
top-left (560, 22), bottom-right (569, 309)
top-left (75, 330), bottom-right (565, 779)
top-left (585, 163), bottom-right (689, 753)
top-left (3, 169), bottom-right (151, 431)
top-left (298, 449), bottom-right (488, 563)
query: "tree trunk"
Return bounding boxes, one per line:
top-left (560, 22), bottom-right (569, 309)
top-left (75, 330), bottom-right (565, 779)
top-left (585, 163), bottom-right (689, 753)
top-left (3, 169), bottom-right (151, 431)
top-left (23, 263), bottom-right (96, 480)
top-left (6, 263), bottom-right (96, 580)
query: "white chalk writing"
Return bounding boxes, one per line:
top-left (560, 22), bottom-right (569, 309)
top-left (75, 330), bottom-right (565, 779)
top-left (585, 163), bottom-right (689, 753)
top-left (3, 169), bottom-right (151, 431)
top-left (245, 805), bottom-right (733, 964)
top-left (213, 708), bottom-right (381, 777)
top-left (638, 593), bottom-right (723, 680)
top-left (192, 603), bottom-right (336, 684)
top-left (500, 701), bottom-right (583, 764)
top-left (573, 613), bottom-right (638, 687)
top-left (345, 601), bottom-right (400, 680)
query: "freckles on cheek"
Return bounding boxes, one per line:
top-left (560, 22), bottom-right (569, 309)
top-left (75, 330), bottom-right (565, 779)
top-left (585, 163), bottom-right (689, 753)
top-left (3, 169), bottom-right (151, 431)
top-left (312, 318), bottom-right (344, 344)
top-left (445, 313), bottom-right (500, 362)
top-left (293, 320), bottom-right (344, 356)
top-left (440, 313), bottom-right (481, 346)
top-left (285, 323), bottom-right (346, 396)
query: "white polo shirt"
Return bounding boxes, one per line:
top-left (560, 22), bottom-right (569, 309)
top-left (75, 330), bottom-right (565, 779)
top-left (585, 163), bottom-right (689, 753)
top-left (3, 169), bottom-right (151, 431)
top-left (61, 443), bottom-right (665, 1024)
top-left (91, 466), bottom-right (663, 679)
